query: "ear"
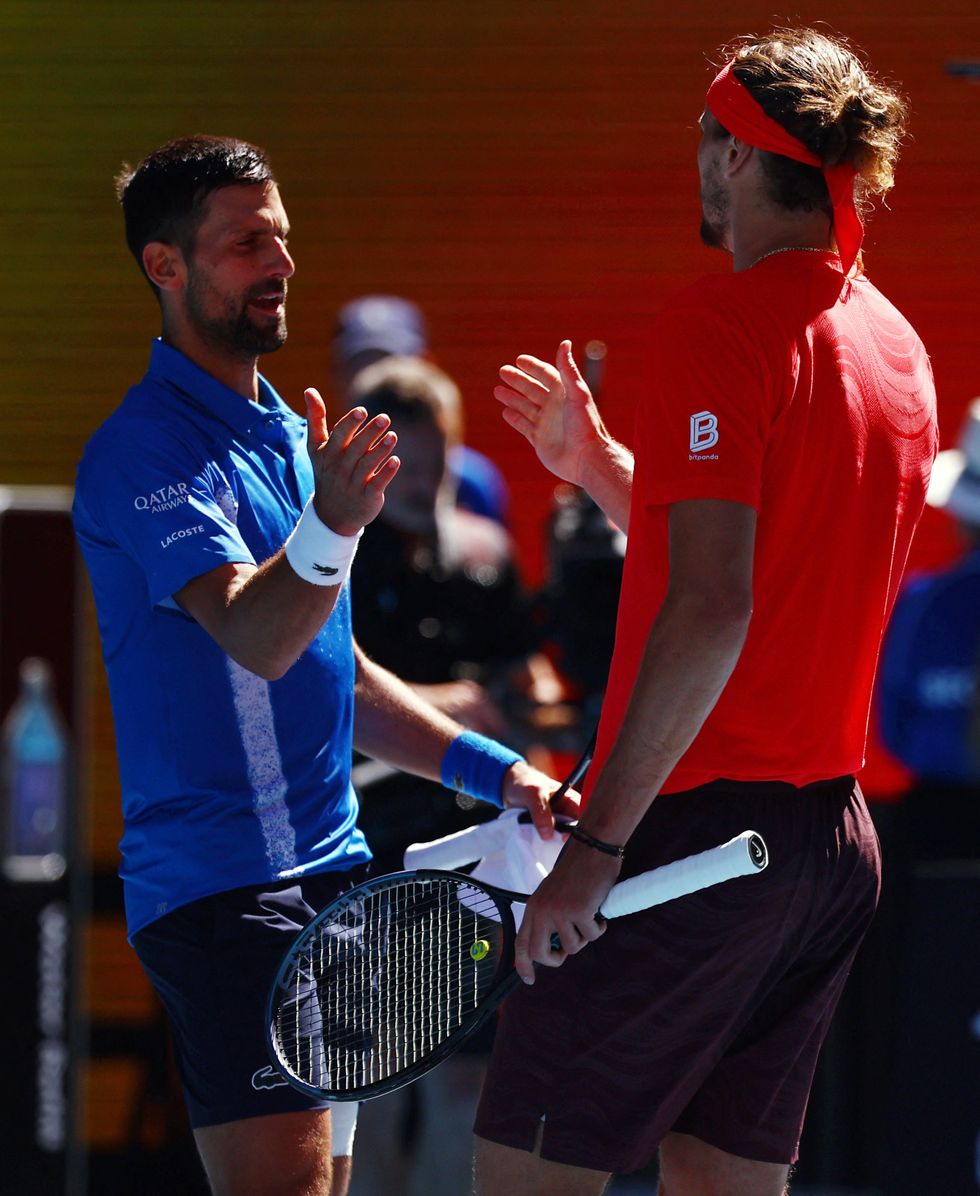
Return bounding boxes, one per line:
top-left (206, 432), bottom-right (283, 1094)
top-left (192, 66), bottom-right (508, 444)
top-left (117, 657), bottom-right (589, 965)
top-left (142, 241), bottom-right (186, 293)
top-left (723, 137), bottom-right (755, 179)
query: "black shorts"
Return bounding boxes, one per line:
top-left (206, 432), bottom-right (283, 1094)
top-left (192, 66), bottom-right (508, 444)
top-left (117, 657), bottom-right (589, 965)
top-left (132, 867), bottom-right (369, 1129)
top-left (475, 777), bottom-right (880, 1172)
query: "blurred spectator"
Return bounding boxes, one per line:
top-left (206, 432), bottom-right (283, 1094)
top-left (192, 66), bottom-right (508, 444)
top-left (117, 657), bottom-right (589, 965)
top-left (345, 355), bottom-right (559, 1196)
top-left (331, 295), bottom-right (509, 523)
top-left (875, 398), bottom-right (980, 1195)
top-left (349, 355), bottom-right (559, 783)
top-left (878, 396), bottom-right (980, 857)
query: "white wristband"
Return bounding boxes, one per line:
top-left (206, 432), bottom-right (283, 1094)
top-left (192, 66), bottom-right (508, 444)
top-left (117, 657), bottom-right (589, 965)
top-left (284, 499), bottom-right (362, 586)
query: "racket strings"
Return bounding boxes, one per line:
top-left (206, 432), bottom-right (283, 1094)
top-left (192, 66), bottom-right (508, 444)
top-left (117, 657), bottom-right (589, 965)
top-left (272, 878), bottom-right (506, 1095)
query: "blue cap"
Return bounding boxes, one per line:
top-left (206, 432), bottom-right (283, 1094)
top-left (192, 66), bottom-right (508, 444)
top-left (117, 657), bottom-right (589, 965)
top-left (333, 295), bottom-right (428, 362)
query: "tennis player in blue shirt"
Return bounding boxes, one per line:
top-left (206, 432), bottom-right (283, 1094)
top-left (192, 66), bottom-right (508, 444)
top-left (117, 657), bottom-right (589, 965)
top-left (73, 135), bottom-right (569, 1196)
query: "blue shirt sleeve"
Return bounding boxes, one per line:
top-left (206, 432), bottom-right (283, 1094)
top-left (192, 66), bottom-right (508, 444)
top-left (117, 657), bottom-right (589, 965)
top-left (77, 424), bottom-right (255, 606)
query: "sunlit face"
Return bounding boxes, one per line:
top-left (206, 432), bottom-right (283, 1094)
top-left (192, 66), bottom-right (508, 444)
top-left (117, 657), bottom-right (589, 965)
top-left (379, 417), bottom-right (449, 536)
top-left (697, 110), bottom-right (730, 251)
top-left (182, 182), bottom-right (295, 358)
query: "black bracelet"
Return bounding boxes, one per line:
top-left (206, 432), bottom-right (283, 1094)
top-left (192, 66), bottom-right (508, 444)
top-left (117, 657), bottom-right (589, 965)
top-left (567, 823), bottom-right (626, 859)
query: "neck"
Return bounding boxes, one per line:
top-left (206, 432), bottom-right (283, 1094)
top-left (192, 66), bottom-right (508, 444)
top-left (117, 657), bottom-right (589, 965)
top-left (730, 201), bottom-right (834, 272)
top-left (160, 314), bottom-right (260, 402)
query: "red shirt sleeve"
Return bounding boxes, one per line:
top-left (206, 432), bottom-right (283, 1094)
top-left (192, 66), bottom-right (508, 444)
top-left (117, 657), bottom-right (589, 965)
top-left (636, 302), bottom-right (776, 512)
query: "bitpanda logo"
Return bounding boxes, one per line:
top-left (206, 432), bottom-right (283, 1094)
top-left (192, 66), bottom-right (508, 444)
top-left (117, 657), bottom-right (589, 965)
top-left (689, 411), bottom-right (719, 459)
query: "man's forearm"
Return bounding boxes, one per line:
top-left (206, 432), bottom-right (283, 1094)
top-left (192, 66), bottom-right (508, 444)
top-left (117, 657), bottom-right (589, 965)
top-left (177, 399), bottom-right (400, 681)
top-left (578, 436), bottom-right (634, 533)
top-left (176, 554), bottom-right (343, 681)
top-left (353, 643), bottom-right (464, 780)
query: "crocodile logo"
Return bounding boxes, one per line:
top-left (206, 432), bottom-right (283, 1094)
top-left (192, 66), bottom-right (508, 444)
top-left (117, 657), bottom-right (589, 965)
top-left (251, 1065), bottom-right (290, 1091)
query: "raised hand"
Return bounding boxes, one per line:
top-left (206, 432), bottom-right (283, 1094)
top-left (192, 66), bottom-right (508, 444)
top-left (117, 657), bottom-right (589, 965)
top-left (304, 388), bottom-right (401, 536)
top-left (494, 340), bottom-right (607, 486)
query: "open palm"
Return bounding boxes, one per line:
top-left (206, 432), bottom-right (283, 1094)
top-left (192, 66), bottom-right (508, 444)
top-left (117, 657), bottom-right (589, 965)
top-left (493, 340), bottom-right (606, 486)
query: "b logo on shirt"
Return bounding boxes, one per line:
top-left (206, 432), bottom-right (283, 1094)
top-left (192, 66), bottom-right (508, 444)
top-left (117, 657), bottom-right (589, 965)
top-left (689, 411), bottom-right (719, 454)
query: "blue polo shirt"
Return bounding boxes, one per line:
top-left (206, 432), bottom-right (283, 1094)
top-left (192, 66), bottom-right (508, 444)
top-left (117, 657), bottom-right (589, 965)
top-left (878, 547), bottom-right (980, 784)
top-left (73, 339), bottom-right (370, 936)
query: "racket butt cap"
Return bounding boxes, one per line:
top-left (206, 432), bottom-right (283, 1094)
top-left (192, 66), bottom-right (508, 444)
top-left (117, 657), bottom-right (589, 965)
top-left (747, 832), bottom-right (768, 870)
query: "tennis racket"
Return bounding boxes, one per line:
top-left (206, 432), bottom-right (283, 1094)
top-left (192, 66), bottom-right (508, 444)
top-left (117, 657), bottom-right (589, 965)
top-left (266, 829), bottom-right (768, 1102)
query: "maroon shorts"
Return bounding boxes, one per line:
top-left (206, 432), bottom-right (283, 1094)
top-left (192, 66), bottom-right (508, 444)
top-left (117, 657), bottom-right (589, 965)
top-left (474, 776), bottom-right (880, 1172)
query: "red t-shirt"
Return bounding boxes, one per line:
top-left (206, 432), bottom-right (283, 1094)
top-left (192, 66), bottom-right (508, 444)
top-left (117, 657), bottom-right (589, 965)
top-left (586, 253), bottom-right (938, 799)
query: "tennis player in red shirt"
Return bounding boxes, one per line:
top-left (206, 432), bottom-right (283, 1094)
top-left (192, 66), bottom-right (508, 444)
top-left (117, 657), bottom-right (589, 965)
top-left (475, 28), bottom-right (938, 1196)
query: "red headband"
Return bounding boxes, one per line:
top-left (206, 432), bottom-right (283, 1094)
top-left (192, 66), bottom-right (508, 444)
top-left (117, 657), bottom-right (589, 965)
top-left (705, 60), bottom-right (863, 275)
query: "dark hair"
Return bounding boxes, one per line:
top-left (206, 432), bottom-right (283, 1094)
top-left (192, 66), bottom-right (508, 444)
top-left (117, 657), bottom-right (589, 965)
top-left (718, 28), bottom-right (908, 219)
top-left (115, 135), bottom-right (276, 289)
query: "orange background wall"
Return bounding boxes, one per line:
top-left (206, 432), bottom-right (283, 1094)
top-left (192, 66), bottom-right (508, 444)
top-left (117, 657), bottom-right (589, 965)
top-left (3, 0), bottom-right (978, 827)
top-left (1, 0), bottom-right (978, 1155)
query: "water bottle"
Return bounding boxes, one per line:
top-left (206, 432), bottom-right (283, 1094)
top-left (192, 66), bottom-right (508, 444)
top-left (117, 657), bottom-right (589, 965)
top-left (2, 657), bottom-right (68, 881)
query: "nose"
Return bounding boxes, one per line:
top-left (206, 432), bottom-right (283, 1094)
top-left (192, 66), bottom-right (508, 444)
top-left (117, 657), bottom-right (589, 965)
top-left (270, 237), bottom-right (295, 279)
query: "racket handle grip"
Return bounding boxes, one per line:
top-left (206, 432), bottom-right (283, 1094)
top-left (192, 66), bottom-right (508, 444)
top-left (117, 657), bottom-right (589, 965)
top-left (599, 830), bottom-right (768, 920)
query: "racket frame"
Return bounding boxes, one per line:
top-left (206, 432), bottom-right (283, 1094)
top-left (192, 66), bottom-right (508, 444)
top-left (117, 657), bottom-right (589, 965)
top-left (265, 868), bottom-right (527, 1102)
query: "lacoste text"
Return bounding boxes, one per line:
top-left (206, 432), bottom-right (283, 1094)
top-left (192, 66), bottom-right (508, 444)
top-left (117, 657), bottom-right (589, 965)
top-left (162, 525), bottom-right (205, 549)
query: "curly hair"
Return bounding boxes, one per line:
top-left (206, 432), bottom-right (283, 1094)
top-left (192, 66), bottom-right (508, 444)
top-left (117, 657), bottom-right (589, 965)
top-left (718, 28), bottom-right (908, 218)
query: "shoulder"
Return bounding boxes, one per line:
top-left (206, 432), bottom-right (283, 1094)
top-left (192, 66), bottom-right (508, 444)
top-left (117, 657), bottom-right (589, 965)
top-left (655, 272), bottom-right (740, 322)
top-left (651, 270), bottom-right (774, 354)
top-left (646, 271), bottom-right (782, 400)
top-left (852, 276), bottom-right (933, 360)
top-left (76, 386), bottom-right (227, 531)
top-left (76, 388), bottom-right (151, 491)
top-left (80, 379), bottom-right (212, 476)
top-left (853, 273), bottom-right (917, 323)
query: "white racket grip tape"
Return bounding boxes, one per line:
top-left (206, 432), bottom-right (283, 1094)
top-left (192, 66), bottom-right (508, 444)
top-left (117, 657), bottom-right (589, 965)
top-left (402, 809), bottom-right (522, 870)
top-left (599, 830), bottom-right (768, 920)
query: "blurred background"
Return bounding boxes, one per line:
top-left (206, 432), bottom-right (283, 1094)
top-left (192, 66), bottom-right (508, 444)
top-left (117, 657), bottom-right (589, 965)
top-left (1, 1), bottom-right (977, 1192)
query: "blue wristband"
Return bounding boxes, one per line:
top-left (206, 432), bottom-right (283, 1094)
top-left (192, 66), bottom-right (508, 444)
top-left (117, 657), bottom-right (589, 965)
top-left (440, 731), bottom-right (524, 809)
